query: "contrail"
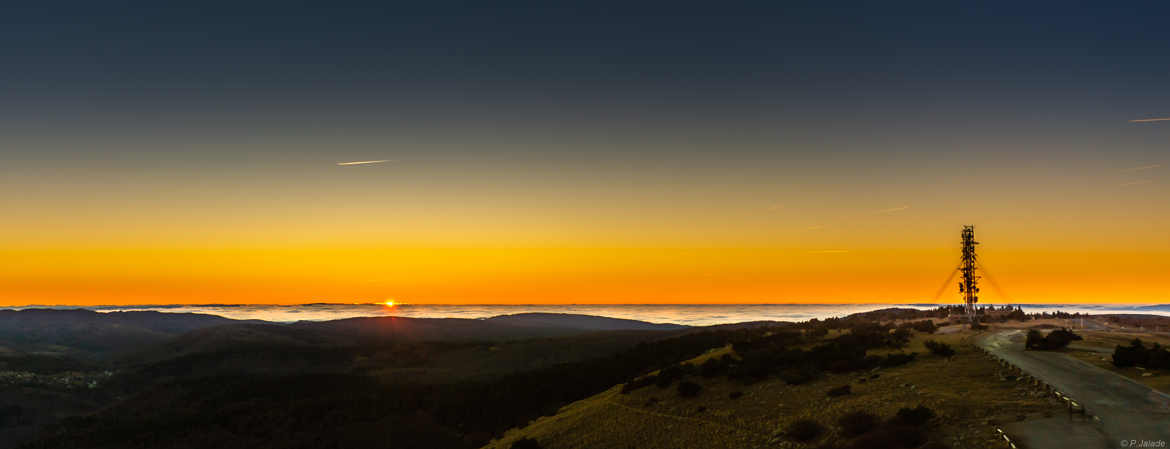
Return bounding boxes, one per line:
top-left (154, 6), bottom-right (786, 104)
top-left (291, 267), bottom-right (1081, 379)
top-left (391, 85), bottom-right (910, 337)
top-left (807, 249), bottom-right (849, 254)
top-left (876, 205), bottom-right (910, 214)
top-left (1120, 180), bottom-right (1152, 187)
top-left (1129, 117), bottom-right (1170, 123)
top-left (1122, 164), bottom-right (1161, 172)
top-left (336, 160), bottom-right (392, 166)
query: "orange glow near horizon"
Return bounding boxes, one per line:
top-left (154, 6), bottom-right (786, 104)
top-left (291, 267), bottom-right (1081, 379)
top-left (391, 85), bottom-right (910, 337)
top-left (4, 242), bottom-right (1169, 306)
top-left (4, 137), bottom-right (1169, 307)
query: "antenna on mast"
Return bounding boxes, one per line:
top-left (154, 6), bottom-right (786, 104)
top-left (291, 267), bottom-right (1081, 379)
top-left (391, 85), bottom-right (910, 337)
top-left (959, 225), bottom-right (980, 324)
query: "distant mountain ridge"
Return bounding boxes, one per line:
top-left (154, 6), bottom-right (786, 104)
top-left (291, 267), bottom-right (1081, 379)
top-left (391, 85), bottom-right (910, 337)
top-left (0, 309), bottom-right (244, 360)
top-left (483, 312), bottom-right (688, 331)
top-left (0, 309), bottom-right (688, 367)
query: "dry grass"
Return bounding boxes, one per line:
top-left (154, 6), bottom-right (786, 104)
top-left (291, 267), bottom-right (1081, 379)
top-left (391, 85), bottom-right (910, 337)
top-left (483, 328), bottom-right (1062, 449)
top-left (1066, 349), bottom-right (1170, 394)
top-left (1077, 330), bottom-right (1170, 348)
top-left (1042, 323), bottom-right (1170, 394)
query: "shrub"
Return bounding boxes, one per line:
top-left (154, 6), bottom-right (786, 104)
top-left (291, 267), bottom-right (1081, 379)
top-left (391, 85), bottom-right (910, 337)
top-left (890, 405), bottom-right (935, 427)
top-left (1113, 338), bottom-right (1153, 367)
top-left (827, 385), bottom-right (851, 397)
top-left (786, 419), bottom-right (825, 442)
top-left (899, 320), bottom-right (938, 334)
top-left (621, 375), bottom-right (657, 393)
top-left (924, 340), bottom-right (955, 357)
top-left (1027, 328), bottom-right (1083, 350)
top-left (881, 352), bottom-right (917, 367)
top-left (837, 411), bottom-right (879, 437)
top-left (1044, 328), bottom-right (1082, 349)
top-left (677, 381), bottom-right (702, 397)
top-left (779, 366), bottom-right (820, 385)
top-left (655, 364), bottom-right (688, 388)
top-left (848, 426), bottom-right (924, 449)
top-left (511, 437), bottom-right (542, 449)
top-left (889, 328), bottom-right (913, 349)
top-left (699, 357), bottom-right (725, 378)
top-left (728, 356), bottom-right (773, 383)
top-left (1148, 343), bottom-right (1170, 369)
top-left (1025, 330), bottom-right (1045, 349)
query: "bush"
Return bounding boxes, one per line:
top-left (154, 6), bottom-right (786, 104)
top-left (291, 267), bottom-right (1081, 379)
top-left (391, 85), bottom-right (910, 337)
top-left (1148, 343), bottom-right (1170, 369)
top-left (848, 426), bottom-right (924, 449)
top-left (827, 385), bottom-right (851, 397)
top-left (621, 375), bottom-right (657, 393)
top-left (655, 364), bottom-right (689, 388)
top-left (1044, 328), bottom-right (1082, 349)
top-left (511, 437), bottom-right (542, 449)
top-left (881, 352), bottom-right (918, 367)
top-left (786, 419), bottom-right (825, 442)
top-left (699, 357), bottom-right (726, 378)
top-left (890, 328), bottom-right (913, 349)
top-left (677, 381), bottom-right (702, 397)
top-left (779, 366), bottom-right (821, 385)
top-left (924, 340), bottom-right (955, 357)
top-left (1113, 342), bottom-right (1145, 367)
top-left (1025, 330), bottom-right (1045, 349)
top-left (890, 405), bottom-right (935, 427)
top-left (837, 411), bottom-right (879, 437)
top-left (1027, 328), bottom-right (1083, 350)
top-left (899, 320), bottom-right (938, 334)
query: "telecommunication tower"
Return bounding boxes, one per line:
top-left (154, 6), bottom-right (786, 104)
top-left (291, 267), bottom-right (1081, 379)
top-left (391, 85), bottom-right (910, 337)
top-left (959, 225), bottom-right (980, 323)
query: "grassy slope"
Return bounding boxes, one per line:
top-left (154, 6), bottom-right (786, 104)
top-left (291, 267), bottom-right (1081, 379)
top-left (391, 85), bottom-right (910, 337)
top-left (485, 328), bottom-right (1061, 449)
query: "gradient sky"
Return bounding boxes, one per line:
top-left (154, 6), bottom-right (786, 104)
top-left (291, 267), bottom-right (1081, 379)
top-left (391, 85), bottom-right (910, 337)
top-left (3, 1), bottom-right (1169, 305)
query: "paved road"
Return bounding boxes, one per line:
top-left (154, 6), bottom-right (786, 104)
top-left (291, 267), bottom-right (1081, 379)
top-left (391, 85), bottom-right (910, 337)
top-left (978, 330), bottom-right (1170, 448)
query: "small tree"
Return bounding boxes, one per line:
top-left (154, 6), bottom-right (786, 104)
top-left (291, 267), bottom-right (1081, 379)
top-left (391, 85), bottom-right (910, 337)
top-left (1113, 338), bottom-right (1148, 367)
top-left (1044, 328), bottom-right (1082, 349)
top-left (677, 381), bottom-right (702, 397)
top-left (838, 411), bottom-right (879, 437)
top-left (1028, 328), bottom-right (1082, 350)
top-left (827, 385), bottom-right (851, 397)
top-left (891, 405), bottom-right (935, 427)
top-left (924, 340), bottom-right (955, 357)
top-left (785, 419), bottom-right (825, 442)
top-left (511, 437), bottom-right (543, 449)
top-left (1025, 330), bottom-right (1045, 349)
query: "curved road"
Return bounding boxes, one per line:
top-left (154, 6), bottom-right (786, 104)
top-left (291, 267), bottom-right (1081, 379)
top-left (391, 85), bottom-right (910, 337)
top-left (978, 330), bottom-right (1170, 448)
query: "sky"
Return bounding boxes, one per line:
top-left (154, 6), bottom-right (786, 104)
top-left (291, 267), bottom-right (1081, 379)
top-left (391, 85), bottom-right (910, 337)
top-left (2, 1), bottom-right (1169, 305)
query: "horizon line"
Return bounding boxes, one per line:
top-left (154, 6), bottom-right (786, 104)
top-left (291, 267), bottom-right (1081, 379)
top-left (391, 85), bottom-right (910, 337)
top-left (5, 302), bottom-right (1167, 308)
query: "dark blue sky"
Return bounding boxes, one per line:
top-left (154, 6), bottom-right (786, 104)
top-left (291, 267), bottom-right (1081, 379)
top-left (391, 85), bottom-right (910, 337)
top-left (4, 2), bottom-right (1168, 92)
top-left (4, 1), bottom-right (1167, 150)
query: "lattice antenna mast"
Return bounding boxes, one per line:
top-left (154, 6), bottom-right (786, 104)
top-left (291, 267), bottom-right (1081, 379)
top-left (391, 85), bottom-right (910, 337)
top-left (959, 225), bottom-right (980, 323)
